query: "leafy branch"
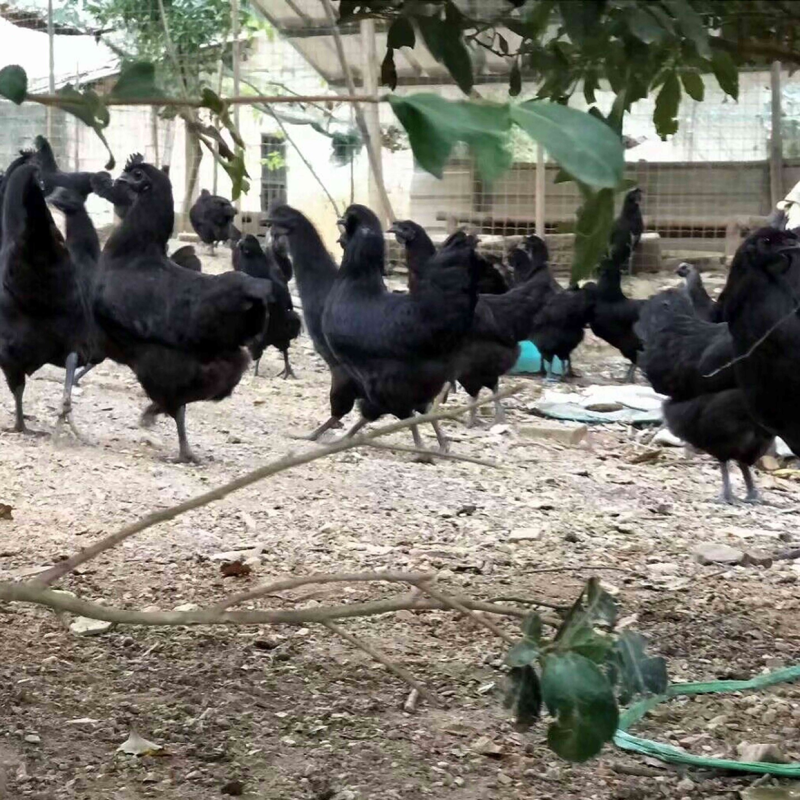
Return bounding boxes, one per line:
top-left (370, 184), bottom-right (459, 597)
top-left (504, 578), bottom-right (668, 762)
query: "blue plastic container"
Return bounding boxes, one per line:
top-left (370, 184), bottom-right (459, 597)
top-left (509, 340), bottom-right (565, 376)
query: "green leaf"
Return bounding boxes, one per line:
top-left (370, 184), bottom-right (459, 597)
top-left (509, 61), bottom-right (522, 97)
top-left (606, 632), bottom-right (668, 704)
top-left (558, 0), bottom-right (604, 44)
top-left (200, 87), bottom-right (224, 115)
top-left (497, 33), bottom-right (509, 56)
top-left (680, 71), bottom-right (704, 101)
top-left (0, 65), bottom-right (27, 105)
top-left (511, 101), bottom-right (624, 189)
top-left (583, 70), bottom-right (598, 104)
top-left (387, 16), bottom-right (415, 49)
top-left (711, 50), bottom-right (739, 100)
top-left (504, 666), bottom-right (542, 729)
top-left (387, 94), bottom-right (512, 182)
top-left (572, 186), bottom-right (615, 282)
top-left (653, 71), bottom-right (681, 139)
top-left (584, 577), bottom-right (617, 628)
top-left (506, 640), bottom-right (541, 667)
top-left (381, 49), bottom-right (398, 90)
top-left (221, 152), bottom-right (250, 200)
top-left (541, 652), bottom-right (619, 762)
top-left (625, 8), bottom-right (667, 44)
top-left (416, 11), bottom-right (473, 95)
top-left (521, 613), bottom-right (543, 643)
top-left (663, 0), bottom-right (711, 58)
top-left (55, 85), bottom-right (114, 169)
top-left (110, 61), bottom-right (163, 100)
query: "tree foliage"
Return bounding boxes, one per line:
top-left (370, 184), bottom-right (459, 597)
top-left (339, 0), bottom-right (799, 139)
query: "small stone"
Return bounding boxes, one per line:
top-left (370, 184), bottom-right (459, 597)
top-left (517, 423), bottom-right (587, 446)
top-left (70, 617), bottom-right (114, 636)
top-left (496, 772), bottom-right (513, 786)
top-left (24, 734), bottom-right (40, 744)
top-left (758, 454), bottom-right (781, 471)
top-left (676, 777), bottom-right (694, 793)
top-left (508, 528), bottom-right (542, 542)
top-left (736, 743), bottom-right (789, 764)
top-left (742, 550), bottom-right (774, 568)
top-left (221, 779), bottom-right (245, 796)
top-left (472, 736), bottom-right (503, 758)
top-left (653, 428), bottom-right (683, 447)
top-left (692, 544), bottom-right (745, 566)
top-left (173, 603), bottom-right (200, 613)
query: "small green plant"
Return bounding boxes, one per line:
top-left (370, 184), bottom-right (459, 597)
top-left (504, 578), bottom-right (668, 762)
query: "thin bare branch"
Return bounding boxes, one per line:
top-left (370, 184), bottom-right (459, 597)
top-left (32, 388), bottom-right (518, 588)
top-left (0, 582), bottom-right (526, 626)
top-left (322, 620), bottom-right (440, 706)
top-left (213, 571), bottom-right (433, 613)
top-left (362, 441), bottom-right (501, 468)
top-left (27, 92), bottom-right (381, 108)
top-left (414, 581), bottom-right (517, 645)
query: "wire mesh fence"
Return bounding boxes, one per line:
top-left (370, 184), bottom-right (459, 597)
top-left (0, 2), bottom-right (792, 272)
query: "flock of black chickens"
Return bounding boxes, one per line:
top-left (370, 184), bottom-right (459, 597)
top-left (1, 137), bottom-right (799, 505)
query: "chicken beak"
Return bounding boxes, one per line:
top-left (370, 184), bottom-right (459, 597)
top-left (386, 223), bottom-right (399, 234)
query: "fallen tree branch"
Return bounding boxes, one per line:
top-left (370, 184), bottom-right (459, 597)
top-left (31, 388), bottom-right (519, 588)
top-left (322, 620), bottom-right (440, 706)
top-left (0, 582), bottom-right (526, 626)
top-left (362, 441), bottom-right (500, 468)
top-left (213, 571), bottom-right (433, 612)
top-left (414, 581), bottom-right (517, 645)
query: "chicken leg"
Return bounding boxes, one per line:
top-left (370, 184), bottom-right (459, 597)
top-left (739, 462), bottom-right (761, 504)
top-left (493, 396), bottom-right (507, 425)
top-left (292, 416), bottom-right (344, 441)
top-left (253, 358), bottom-right (261, 377)
top-left (12, 381), bottom-right (26, 433)
top-left (277, 350), bottom-right (296, 380)
top-left (625, 362), bottom-right (637, 384)
top-left (72, 363), bottom-right (96, 387)
top-left (716, 460), bottom-right (734, 504)
top-left (174, 405), bottom-right (198, 463)
top-left (431, 420), bottom-right (450, 453)
top-left (411, 423), bottom-right (435, 464)
top-left (55, 352), bottom-right (81, 438)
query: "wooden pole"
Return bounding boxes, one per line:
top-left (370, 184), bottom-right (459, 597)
top-left (770, 61), bottom-right (784, 209)
top-left (47, 0), bottom-right (54, 141)
top-left (361, 19), bottom-right (385, 222)
top-left (320, 0), bottom-right (395, 222)
top-left (535, 144), bottom-right (546, 237)
top-left (232, 0), bottom-right (242, 210)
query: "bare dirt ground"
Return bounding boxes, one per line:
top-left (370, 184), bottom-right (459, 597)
top-left (0, 249), bottom-right (799, 800)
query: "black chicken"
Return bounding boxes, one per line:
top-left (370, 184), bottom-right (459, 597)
top-left (583, 258), bottom-right (643, 382)
top-left (454, 244), bottom-right (556, 425)
top-left (716, 227), bottom-right (800, 457)
top-left (93, 155), bottom-right (272, 461)
top-left (189, 189), bottom-right (238, 252)
top-left (266, 205), bottom-right (360, 440)
top-left (636, 288), bottom-right (771, 503)
top-left (0, 159), bottom-right (90, 433)
top-left (170, 245), bottom-right (202, 273)
top-left (46, 184), bottom-right (108, 388)
top-left (321, 222), bottom-right (479, 457)
top-left (31, 135), bottom-right (95, 201)
top-left (609, 187), bottom-right (644, 272)
top-left (232, 234), bottom-right (301, 378)
top-left (387, 219), bottom-right (436, 294)
top-left (91, 170), bottom-right (134, 220)
top-left (516, 234), bottom-right (550, 285)
top-left (676, 262), bottom-right (717, 322)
